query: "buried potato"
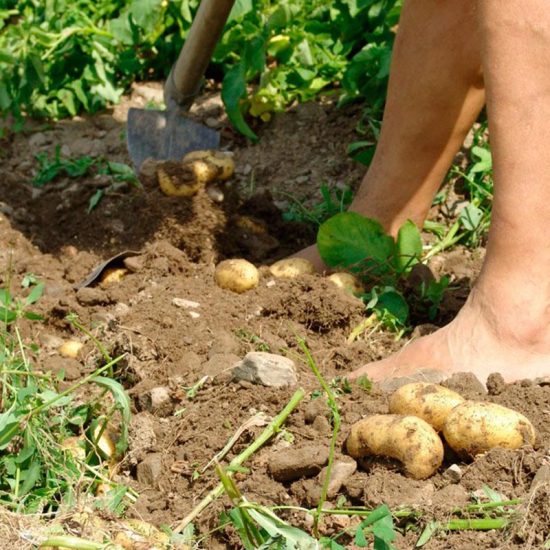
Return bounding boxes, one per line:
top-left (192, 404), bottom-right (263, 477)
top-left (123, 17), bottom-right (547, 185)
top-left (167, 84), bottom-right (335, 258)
top-left (215, 259), bottom-right (259, 293)
top-left (269, 258), bottom-right (315, 278)
top-left (389, 382), bottom-right (465, 432)
top-left (443, 401), bottom-right (536, 457)
top-left (327, 272), bottom-right (365, 295)
top-left (346, 414), bottom-right (444, 479)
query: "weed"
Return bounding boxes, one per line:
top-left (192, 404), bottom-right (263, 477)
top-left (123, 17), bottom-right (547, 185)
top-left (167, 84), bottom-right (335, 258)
top-left (317, 212), bottom-right (449, 331)
top-left (282, 184), bottom-right (354, 227)
top-left (32, 146), bottom-right (139, 212)
top-left (0, 279), bottom-right (133, 515)
top-left (234, 329), bottom-right (271, 353)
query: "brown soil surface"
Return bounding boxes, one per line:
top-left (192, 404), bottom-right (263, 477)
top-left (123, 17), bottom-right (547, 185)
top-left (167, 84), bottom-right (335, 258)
top-left (0, 85), bottom-right (546, 549)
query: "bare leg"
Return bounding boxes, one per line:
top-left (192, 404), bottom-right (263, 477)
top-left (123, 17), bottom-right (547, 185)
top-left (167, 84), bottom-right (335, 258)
top-left (299, 0), bottom-right (484, 270)
top-left (351, 0), bottom-right (550, 384)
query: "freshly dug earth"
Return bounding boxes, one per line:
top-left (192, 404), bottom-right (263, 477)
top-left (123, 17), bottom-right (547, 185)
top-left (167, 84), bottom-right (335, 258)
top-left (0, 85), bottom-right (546, 549)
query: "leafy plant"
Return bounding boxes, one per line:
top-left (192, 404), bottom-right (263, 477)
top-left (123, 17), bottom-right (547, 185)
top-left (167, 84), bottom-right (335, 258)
top-left (317, 212), bottom-right (448, 330)
top-left (0, 280), bottom-right (133, 514)
top-left (33, 146), bottom-right (139, 212)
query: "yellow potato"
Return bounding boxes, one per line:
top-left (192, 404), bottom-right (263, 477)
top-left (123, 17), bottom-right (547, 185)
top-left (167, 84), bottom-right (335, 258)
top-left (92, 424), bottom-right (116, 460)
top-left (269, 258), bottom-right (315, 279)
top-left (327, 272), bottom-right (365, 295)
top-left (58, 340), bottom-right (83, 358)
top-left (182, 149), bottom-right (235, 180)
top-left (100, 267), bottom-right (127, 287)
top-left (157, 161), bottom-right (202, 197)
top-left (215, 259), bottom-right (259, 293)
top-left (443, 401), bottom-right (536, 457)
top-left (346, 414), bottom-right (444, 479)
top-left (389, 382), bottom-right (465, 432)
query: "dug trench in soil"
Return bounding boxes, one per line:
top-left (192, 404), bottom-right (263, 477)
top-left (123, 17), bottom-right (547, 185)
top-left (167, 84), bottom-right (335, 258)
top-left (0, 86), bottom-right (547, 549)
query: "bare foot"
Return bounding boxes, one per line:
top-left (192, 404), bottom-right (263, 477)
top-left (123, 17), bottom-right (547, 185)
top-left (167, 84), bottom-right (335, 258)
top-left (349, 285), bottom-right (550, 384)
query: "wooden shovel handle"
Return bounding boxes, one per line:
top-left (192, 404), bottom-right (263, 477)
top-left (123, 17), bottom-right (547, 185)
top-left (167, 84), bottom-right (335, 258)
top-left (164, 0), bottom-right (235, 110)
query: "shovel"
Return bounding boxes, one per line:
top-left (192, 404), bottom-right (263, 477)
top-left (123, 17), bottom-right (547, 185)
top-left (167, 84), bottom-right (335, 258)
top-left (127, 0), bottom-right (235, 170)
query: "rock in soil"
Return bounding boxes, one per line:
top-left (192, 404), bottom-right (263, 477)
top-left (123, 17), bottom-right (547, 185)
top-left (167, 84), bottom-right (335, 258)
top-left (129, 412), bottom-right (159, 464)
top-left (268, 444), bottom-right (329, 481)
top-left (136, 453), bottom-right (163, 485)
top-left (233, 351), bottom-right (297, 387)
top-left (136, 386), bottom-right (173, 416)
top-left (305, 458), bottom-right (358, 505)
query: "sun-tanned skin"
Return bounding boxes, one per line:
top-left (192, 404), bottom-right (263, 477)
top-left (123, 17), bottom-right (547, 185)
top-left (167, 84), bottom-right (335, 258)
top-left (298, 0), bottom-right (550, 384)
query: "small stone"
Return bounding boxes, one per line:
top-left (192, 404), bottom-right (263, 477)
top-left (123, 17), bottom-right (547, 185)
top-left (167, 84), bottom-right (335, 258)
top-left (269, 445), bottom-right (329, 481)
top-left (206, 184), bottom-right (224, 202)
top-left (123, 255), bottom-right (145, 273)
top-left (172, 297), bottom-right (201, 309)
top-left (444, 464), bottom-right (463, 483)
top-left (242, 163), bottom-right (252, 176)
top-left (266, 279), bottom-right (276, 288)
top-left (31, 187), bottom-right (44, 200)
top-left (76, 287), bottom-right (108, 306)
top-left (232, 352), bottom-right (297, 388)
top-left (189, 311), bottom-right (200, 319)
top-left (136, 453), bottom-right (163, 485)
top-left (305, 458), bottom-right (357, 505)
top-left (137, 387), bottom-right (173, 416)
top-left (205, 117), bottom-right (223, 129)
top-left (60, 144), bottom-right (71, 157)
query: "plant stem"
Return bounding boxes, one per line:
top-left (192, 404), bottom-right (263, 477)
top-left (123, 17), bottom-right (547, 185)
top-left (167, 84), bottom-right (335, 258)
top-left (39, 535), bottom-right (107, 549)
top-left (68, 314), bottom-right (112, 364)
top-left (444, 518), bottom-right (509, 531)
top-left (298, 338), bottom-right (341, 538)
top-left (173, 388), bottom-right (305, 533)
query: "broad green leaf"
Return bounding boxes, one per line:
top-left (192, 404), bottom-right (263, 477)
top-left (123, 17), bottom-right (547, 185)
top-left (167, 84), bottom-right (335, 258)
top-left (470, 145), bottom-right (492, 173)
top-left (229, 0), bottom-right (253, 21)
top-left (376, 288), bottom-right (409, 325)
top-left (0, 411), bottom-right (21, 449)
top-left (317, 212), bottom-right (394, 272)
top-left (459, 203), bottom-right (483, 231)
top-left (395, 220), bottom-right (422, 273)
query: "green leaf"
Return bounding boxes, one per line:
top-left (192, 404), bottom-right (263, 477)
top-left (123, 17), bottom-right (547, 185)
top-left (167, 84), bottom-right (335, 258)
top-left (395, 220), bottom-right (422, 273)
top-left (416, 520), bottom-right (439, 547)
top-left (221, 64), bottom-right (258, 141)
top-left (18, 459), bottom-right (41, 496)
top-left (88, 189), bottom-right (104, 213)
top-left (470, 145), bottom-right (492, 173)
top-left (92, 376), bottom-right (131, 455)
top-left (25, 282), bottom-right (44, 305)
top-left (375, 288), bottom-right (409, 325)
top-left (459, 203), bottom-right (483, 231)
top-left (317, 212), bottom-right (394, 272)
top-left (0, 411), bottom-right (20, 449)
top-left (229, 0), bottom-right (253, 21)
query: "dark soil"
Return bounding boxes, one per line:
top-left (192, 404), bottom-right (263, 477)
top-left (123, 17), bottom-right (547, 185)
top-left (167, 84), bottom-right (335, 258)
top-left (0, 84), bottom-right (546, 549)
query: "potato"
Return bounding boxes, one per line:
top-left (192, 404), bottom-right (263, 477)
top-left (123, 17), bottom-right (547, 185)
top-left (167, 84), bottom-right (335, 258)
top-left (58, 340), bottom-right (83, 359)
top-left (182, 149), bottom-right (235, 180)
top-left (327, 272), bottom-right (365, 295)
top-left (269, 258), bottom-right (315, 279)
top-left (157, 160), bottom-right (203, 197)
top-left (92, 424), bottom-right (116, 460)
top-left (61, 436), bottom-right (86, 461)
top-left (389, 382), bottom-right (465, 432)
top-left (443, 401), bottom-right (536, 457)
top-left (215, 259), bottom-right (259, 293)
top-left (346, 414), bottom-right (444, 479)
top-left (100, 267), bottom-right (127, 287)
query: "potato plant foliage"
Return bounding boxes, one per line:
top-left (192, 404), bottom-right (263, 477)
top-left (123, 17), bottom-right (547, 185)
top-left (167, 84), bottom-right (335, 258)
top-left (0, 0), bottom-right (401, 130)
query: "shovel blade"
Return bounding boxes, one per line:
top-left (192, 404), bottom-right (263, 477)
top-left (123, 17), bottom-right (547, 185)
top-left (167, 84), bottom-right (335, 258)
top-left (127, 107), bottom-right (220, 170)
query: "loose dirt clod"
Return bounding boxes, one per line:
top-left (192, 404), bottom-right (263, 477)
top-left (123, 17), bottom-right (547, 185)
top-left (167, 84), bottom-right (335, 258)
top-left (269, 444), bottom-right (330, 481)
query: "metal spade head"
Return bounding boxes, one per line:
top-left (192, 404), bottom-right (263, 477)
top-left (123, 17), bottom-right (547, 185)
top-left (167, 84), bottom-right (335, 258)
top-left (127, 107), bottom-right (220, 170)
